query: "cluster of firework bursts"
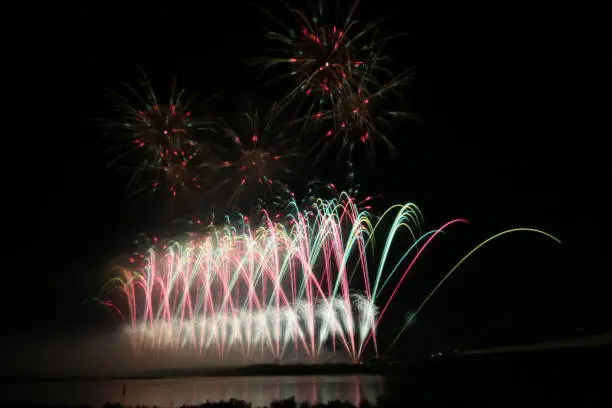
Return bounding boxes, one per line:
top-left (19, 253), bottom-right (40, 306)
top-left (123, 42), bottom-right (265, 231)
top-left (99, 1), bottom-right (561, 364)
top-left (107, 0), bottom-right (409, 207)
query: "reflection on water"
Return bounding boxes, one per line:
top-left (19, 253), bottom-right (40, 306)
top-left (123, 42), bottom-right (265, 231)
top-left (1, 375), bottom-right (385, 407)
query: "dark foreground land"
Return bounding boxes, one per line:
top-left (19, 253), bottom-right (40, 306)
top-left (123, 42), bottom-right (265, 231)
top-left (2, 344), bottom-right (610, 407)
top-left (383, 343), bottom-right (610, 406)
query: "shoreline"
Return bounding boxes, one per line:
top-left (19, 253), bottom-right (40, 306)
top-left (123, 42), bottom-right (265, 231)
top-left (1, 362), bottom-right (403, 382)
top-left (4, 342), bottom-right (611, 382)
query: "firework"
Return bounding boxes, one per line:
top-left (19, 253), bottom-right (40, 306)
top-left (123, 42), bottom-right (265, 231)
top-left (91, 1), bottom-right (564, 369)
top-left (303, 70), bottom-right (411, 163)
top-left (102, 193), bottom-right (468, 362)
top-left (385, 228), bottom-right (561, 351)
top-left (299, 180), bottom-right (376, 214)
top-left (101, 193), bottom-right (561, 364)
top-left (259, 0), bottom-right (390, 111)
top-left (212, 103), bottom-right (301, 212)
top-left (257, 1), bottom-right (412, 166)
top-left (107, 73), bottom-right (216, 198)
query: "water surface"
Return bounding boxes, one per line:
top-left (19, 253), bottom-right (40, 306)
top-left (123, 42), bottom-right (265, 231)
top-left (2, 375), bottom-right (385, 407)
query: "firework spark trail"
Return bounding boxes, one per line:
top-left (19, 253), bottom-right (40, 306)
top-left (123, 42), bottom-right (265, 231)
top-left (386, 228), bottom-right (562, 352)
top-left (105, 193), bottom-right (451, 363)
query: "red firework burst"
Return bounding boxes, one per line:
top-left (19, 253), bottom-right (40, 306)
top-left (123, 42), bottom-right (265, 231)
top-left (212, 103), bottom-right (300, 211)
top-left (259, 0), bottom-right (383, 107)
top-left (107, 74), bottom-right (216, 198)
top-left (303, 68), bottom-right (412, 163)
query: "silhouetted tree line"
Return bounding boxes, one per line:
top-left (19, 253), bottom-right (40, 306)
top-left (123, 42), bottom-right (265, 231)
top-left (0, 396), bottom-right (406, 408)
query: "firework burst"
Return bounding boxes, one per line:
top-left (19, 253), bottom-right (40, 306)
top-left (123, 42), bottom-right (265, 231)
top-left (259, 0), bottom-right (387, 111)
top-left (257, 1), bottom-right (413, 166)
top-left (106, 73), bottom-right (217, 198)
top-left (212, 103), bottom-right (302, 213)
top-left (303, 70), bottom-right (412, 163)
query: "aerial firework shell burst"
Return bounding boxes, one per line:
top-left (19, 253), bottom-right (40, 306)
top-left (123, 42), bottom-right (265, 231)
top-left (212, 103), bottom-right (301, 213)
top-left (261, 0), bottom-right (382, 103)
top-left (108, 76), bottom-right (216, 198)
top-left (259, 0), bottom-right (412, 164)
top-left (305, 68), bottom-right (411, 162)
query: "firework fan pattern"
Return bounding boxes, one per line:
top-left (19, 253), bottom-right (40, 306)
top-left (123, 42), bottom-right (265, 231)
top-left (107, 195), bottom-right (457, 362)
top-left (103, 194), bottom-right (560, 362)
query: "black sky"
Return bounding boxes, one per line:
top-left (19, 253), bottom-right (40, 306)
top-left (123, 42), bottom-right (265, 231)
top-left (6, 1), bottom-right (606, 353)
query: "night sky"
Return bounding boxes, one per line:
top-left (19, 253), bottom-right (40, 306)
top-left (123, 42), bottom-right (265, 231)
top-left (5, 1), bottom-right (606, 361)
